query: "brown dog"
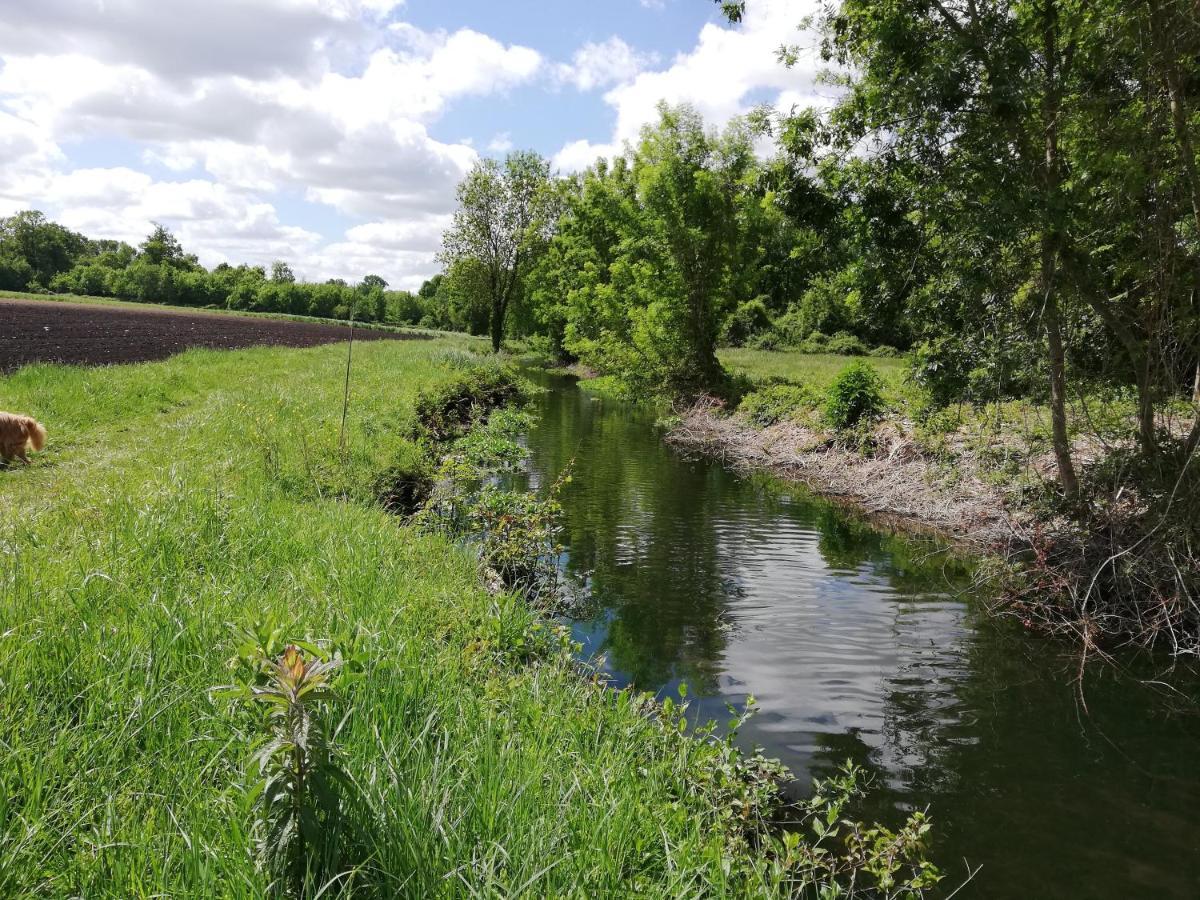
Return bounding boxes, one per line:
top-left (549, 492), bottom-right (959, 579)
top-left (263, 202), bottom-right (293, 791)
top-left (0, 413), bottom-right (47, 465)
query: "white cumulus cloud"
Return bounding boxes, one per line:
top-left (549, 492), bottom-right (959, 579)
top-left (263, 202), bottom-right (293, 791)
top-left (0, 1), bottom-right (543, 287)
top-left (557, 37), bottom-right (655, 92)
top-left (553, 0), bottom-right (829, 172)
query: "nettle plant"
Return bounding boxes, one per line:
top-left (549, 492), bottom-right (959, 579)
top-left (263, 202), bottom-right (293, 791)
top-left (217, 623), bottom-right (364, 898)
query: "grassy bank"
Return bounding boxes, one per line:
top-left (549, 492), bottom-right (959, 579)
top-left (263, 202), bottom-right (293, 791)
top-left (0, 340), bottom-right (827, 896)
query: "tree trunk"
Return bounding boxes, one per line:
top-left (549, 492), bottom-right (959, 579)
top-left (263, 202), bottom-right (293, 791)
top-left (1044, 256), bottom-right (1079, 499)
top-left (1041, 0), bottom-right (1080, 500)
top-left (490, 295), bottom-right (504, 353)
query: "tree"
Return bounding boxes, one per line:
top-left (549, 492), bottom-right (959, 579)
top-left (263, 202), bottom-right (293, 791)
top-left (271, 260), bottom-right (296, 283)
top-left (440, 150), bottom-right (556, 352)
top-left (438, 259), bottom-right (492, 336)
top-left (0, 210), bottom-right (89, 287)
top-left (139, 223), bottom-right (191, 269)
top-left (632, 105), bottom-right (756, 386)
top-left (418, 275), bottom-right (442, 299)
top-left (528, 106), bottom-right (757, 392)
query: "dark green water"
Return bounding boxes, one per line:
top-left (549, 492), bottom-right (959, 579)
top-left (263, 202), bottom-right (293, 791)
top-left (507, 373), bottom-right (1200, 899)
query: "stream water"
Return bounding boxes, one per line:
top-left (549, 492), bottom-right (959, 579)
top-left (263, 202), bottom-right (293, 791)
top-left (502, 372), bottom-right (1200, 898)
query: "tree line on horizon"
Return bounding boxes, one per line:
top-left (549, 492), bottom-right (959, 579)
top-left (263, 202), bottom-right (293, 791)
top-left (0, 210), bottom-right (483, 331)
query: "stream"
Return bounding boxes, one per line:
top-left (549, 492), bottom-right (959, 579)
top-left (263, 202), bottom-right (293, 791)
top-left (503, 372), bottom-right (1200, 898)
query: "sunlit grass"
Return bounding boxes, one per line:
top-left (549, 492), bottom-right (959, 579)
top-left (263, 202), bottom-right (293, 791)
top-left (0, 340), bottom-right (794, 896)
top-left (719, 348), bottom-right (908, 398)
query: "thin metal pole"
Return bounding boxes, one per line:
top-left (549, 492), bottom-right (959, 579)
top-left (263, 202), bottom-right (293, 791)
top-left (339, 308), bottom-right (355, 455)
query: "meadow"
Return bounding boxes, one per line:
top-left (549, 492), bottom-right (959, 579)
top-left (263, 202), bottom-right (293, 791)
top-left (718, 348), bottom-right (907, 397)
top-left (0, 339), bottom-right (804, 897)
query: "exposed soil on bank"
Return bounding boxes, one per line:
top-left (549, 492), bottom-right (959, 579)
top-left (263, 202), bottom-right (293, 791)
top-left (0, 298), bottom-right (429, 372)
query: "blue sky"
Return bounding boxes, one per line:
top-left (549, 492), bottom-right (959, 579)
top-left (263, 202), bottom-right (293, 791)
top-left (0, 0), bottom-right (823, 288)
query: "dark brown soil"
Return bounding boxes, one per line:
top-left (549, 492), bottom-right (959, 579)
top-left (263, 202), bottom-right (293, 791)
top-left (0, 299), bottom-right (429, 372)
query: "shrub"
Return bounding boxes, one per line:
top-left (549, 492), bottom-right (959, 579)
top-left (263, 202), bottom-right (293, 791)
top-left (720, 297), bottom-right (773, 347)
top-left (824, 331), bottom-right (869, 356)
top-left (746, 331), bottom-right (780, 351)
top-left (771, 307), bottom-right (810, 347)
top-left (870, 344), bottom-right (902, 358)
top-left (738, 384), bottom-right (819, 427)
top-left (794, 272), bottom-right (852, 337)
top-left (468, 483), bottom-right (565, 602)
top-left (825, 360), bottom-right (886, 429)
top-left (794, 331), bottom-right (831, 354)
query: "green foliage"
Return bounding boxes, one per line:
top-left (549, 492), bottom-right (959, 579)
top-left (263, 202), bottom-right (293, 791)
top-left (721, 296), bottom-right (773, 347)
top-left (411, 364), bottom-right (526, 442)
top-left (825, 332), bottom-right (869, 357)
top-left (440, 150), bottom-right (557, 352)
top-left (468, 481), bottom-right (566, 602)
top-left (825, 361), bottom-right (886, 430)
top-left (219, 629), bottom-right (363, 897)
top-left (788, 762), bottom-right (943, 899)
top-left (0, 210), bottom-right (89, 288)
top-left (527, 104), bottom-right (755, 394)
top-left (738, 383), bottom-right (819, 427)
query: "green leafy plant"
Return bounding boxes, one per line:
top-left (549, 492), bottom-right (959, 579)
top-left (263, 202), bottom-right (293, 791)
top-left (467, 475), bottom-right (567, 602)
top-left (218, 624), bottom-right (362, 898)
top-left (825, 331), bottom-right (869, 357)
top-left (721, 296), bottom-right (773, 347)
top-left (787, 762), bottom-right (944, 899)
top-left (412, 365), bottom-right (525, 442)
top-left (825, 361), bottom-right (886, 430)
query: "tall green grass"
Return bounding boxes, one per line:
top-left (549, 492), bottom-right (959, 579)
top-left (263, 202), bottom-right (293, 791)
top-left (0, 341), bottom-right (797, 896)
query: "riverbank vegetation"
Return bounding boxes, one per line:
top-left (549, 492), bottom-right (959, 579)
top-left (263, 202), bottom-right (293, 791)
top-left (430, 0), bottom-right (1200, 657)
top-left (0, 340), bottom-right (944, 896)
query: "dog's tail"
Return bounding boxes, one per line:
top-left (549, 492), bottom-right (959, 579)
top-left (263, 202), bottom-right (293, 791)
top-left (25, 418), bottom-right (46, 452)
